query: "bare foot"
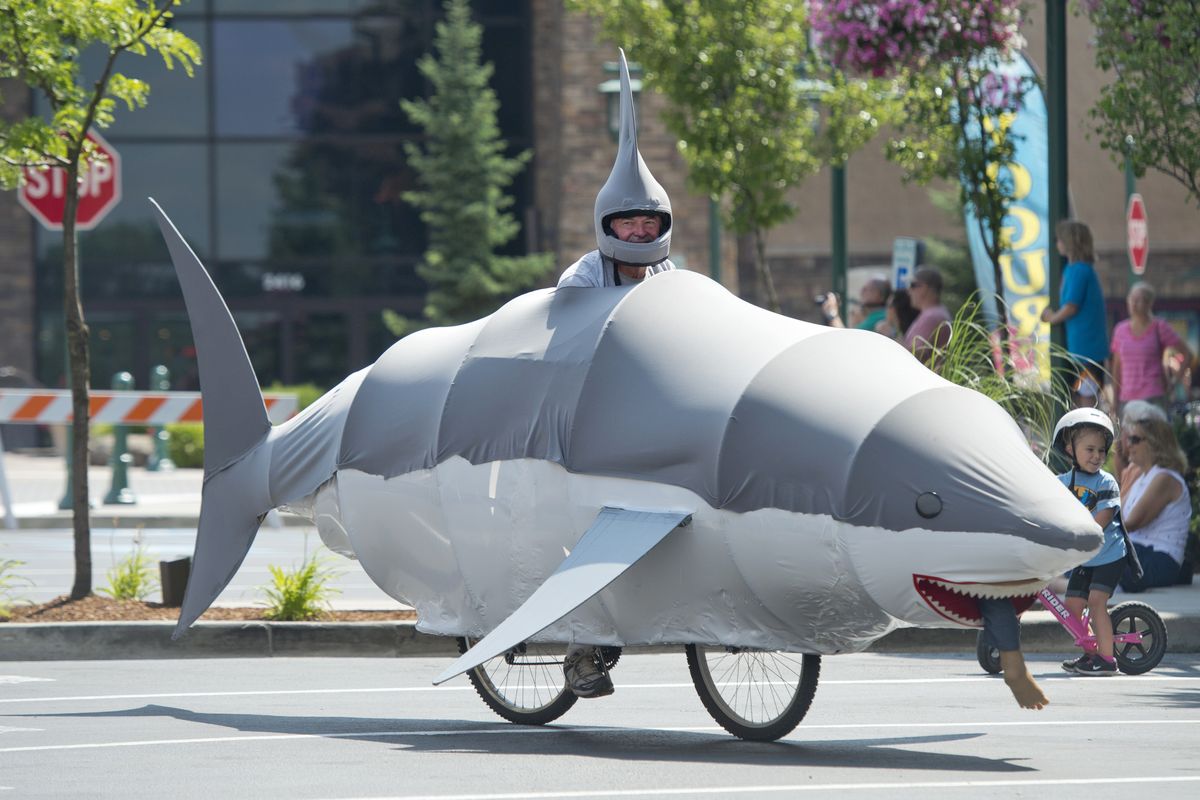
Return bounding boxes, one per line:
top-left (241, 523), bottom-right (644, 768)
top-left (999, 650), bottom-right (1049, 710)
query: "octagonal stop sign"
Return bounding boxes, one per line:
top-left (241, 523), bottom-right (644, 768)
top-left (1127, 193), bottom-right (1149, 275)
top-left (18, 130), bottom-right (122, 231)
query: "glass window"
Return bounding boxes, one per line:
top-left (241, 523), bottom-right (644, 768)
top-left (71, 21), bottom-right (208, 138)
top-left (213, 0), bottom-right (420, 15)
top-left (215, 140), bottom-right (422, 265)
top-left (214, 17), bottom-right (424, 137)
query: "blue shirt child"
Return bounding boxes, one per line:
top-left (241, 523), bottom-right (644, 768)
top-left (1057, 468), bottom-right (1126, 566)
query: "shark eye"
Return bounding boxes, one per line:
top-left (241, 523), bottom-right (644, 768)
top-left (916, 491), bottom-right (943, 519)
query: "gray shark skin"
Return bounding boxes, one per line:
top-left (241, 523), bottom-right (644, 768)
top-left (150, 200), bottom-right (1101, 656)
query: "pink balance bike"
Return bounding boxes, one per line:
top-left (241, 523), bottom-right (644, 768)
top-left (976, 586), bottom-right (1168, 675)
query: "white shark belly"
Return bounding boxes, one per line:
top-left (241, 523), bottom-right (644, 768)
top-left (323, 456), bottom-right (896, 654)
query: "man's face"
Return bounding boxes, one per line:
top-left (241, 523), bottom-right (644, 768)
top-left (611, 215), bottom-right (662, 243)
top-left (860, 282), bottom-right (884, 307)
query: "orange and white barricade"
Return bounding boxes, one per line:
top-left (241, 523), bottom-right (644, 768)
top-left (0, 389), bottom-right (298, 528)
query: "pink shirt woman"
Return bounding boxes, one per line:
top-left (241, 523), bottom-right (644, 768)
top-left (1110, 283), bottom-right (1192, 407)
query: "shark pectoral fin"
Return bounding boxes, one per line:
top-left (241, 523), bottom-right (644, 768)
top-left (432, 507), bottom-right (692, 685)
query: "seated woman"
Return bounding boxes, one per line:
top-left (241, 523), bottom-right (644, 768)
top-left (1119, 416), bottom-right (1192, 591)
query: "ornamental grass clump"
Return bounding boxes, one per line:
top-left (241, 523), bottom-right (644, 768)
top-left (100, 544), bottom-right (159, 601)
top-left (261, 553), bottom-right (341, 621)
top-left (0, 555), bottom-right (32, 620)
top-left (925, 295), bottom-right (1075, 460)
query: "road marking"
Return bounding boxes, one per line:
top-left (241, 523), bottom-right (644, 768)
top-left (0, 676), bottom-right (53, 685)
top-left (2, 672), bottom-right (1194, 705)
top-left (0, 726), bottom-right (42, 735)
top-left (1, 719), bottom-right (1198, 754)
top-left (310, 776), bottom-right (1200, 799)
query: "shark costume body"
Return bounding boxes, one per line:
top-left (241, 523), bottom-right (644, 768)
top-left (154, 51), bottom-right (1100, 741)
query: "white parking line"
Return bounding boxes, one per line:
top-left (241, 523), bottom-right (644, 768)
top-left (0, 672), bottom-right (1193, 705)
top-left (312, 776), bottom-right (1200, 799)
top-left (0, 719), bottom-right (1197, 754)
top-left (0, 676), bottom-right (53, 685)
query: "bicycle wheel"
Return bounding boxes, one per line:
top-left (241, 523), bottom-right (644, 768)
top-left (975, 631), bottom-right (1002, 674)
top-left (1110, 602), bottom-right (1168, 675)
top-left (457, 637), bottom-right (578, 725)
top-left (685, 644), bottom-right (820, 741)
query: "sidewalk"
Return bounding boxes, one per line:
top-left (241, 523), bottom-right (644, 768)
top-left (3, 449), bottom-right (1199, 661)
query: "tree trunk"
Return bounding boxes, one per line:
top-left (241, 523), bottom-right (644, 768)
top-left (63, 160), bottom-right (92, 600)
top-left (754, 227), bottom-right (781, 313)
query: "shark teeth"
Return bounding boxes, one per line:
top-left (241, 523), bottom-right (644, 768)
top-left (912, 574), bottom-right (1044, 626)
top-left (921, 577), bottom-right (1046, 600)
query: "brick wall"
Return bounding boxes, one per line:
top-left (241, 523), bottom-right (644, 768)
top-left (531, 6), bottom-right (736, 289)
top-left (0, 79), bottom-right (35, 375)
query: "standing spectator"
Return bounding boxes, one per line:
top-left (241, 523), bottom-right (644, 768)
top-left (904, 267), bottom-right (952, 365)
top-left (1119, 416), bottom-right (1192, 591)
top-left (821, 276), bottom-right (892, 331)
top-left (1041, 220), bottom-right (1108, 408)
top-left (1110, 282), bottom-right (1193, 415)
top-left (885, 287), bottom-right (919, 340)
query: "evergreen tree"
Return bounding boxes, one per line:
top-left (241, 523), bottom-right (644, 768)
top-left (390, 0), bottom-right (551, 333)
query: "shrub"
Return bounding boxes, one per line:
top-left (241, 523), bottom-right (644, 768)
top-left (100, 545), bottom-right (159, 601)
top-left (165, 423), bottom-right (205, 469)
top-left (260, 552), bottom-right (341, 621)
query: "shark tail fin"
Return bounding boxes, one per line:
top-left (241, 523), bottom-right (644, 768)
top-left (150, 199), bottom-right (273, 637)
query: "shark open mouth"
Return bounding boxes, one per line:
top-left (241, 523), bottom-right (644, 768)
top-left (913, 574), bottom-right (1042, 627)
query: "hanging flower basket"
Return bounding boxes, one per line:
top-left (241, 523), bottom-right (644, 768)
top-left (809, 1), bottom-right (1025, 77)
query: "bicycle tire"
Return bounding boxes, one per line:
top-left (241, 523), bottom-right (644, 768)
top-left (1110, 601), bottom-right (1168, 675)
top-left (685, 644), bottom-right (820, 741)
top-left (457, 637), bottom-right (578, 725)
top-left (975, 631), bottom-right (1002, 674)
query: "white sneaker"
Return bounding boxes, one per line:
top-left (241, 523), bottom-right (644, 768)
top-left (563, 646), bottom-right (614, 698)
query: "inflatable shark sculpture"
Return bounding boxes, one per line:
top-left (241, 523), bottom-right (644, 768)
top-left (152, 201), bottom-right (1101, 688)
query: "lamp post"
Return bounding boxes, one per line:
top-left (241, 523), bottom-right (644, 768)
top-left (599, 60), bottom-right (642, 141)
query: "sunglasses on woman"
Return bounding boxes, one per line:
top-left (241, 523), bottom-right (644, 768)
top-left (1127, 435), bottom-right (1145, 445)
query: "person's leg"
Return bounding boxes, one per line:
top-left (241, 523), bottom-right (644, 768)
top-left (978, 597), bottom-right (1047, 709)
top-left (1087, 588), bottom-right (1114, 659)
top-left (1120, 544), bottom-right (1182, 592)
top-left (563, 643), bottom-right (613, 698)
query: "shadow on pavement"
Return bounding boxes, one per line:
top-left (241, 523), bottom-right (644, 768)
top-left (15, 703), bottom-right (1037, 773)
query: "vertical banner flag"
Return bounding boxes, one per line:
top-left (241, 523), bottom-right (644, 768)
top-left (963, 53), bottom-right (1051, 375)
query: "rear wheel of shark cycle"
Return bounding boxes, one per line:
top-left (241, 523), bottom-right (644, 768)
top-left (685, 645), bottom-right (821, 741)
top-left (976, 633), bottom-right (1002, 674)
top-left (457, 637), bottom-right (578, 725)
top-left (1110, 602), bottom-right (1168, 675)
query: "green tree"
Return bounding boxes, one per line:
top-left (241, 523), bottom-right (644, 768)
top-left (1079, 0), bottom-right (1200, 205)
top-left (388, 0), bottom-right (551, 334)
top-left (0, 0), bottom-right (201, 599)
top-left (812, 1), bottom-right (1031, 335)
top-left (571, 0), bottom-right (888, 312)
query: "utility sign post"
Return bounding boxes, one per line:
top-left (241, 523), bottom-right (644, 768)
top-left (1127, 193), bottom-right (1149, 276)
top-left (18, 131), bottom-right (122, 231)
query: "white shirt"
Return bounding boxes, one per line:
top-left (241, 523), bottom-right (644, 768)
top-left (556, 250), bottom-right (675, 288)
top-left (1125, 464), bottom-right (1190, 563)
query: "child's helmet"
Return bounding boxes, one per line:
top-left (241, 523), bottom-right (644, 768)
top-left (1052, 407), bottom-right (1115, 454)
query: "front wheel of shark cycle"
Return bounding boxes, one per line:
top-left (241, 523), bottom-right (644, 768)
top-left (685, 645), bottom-right (821, 741)
top-left (457, 637), bottom-right (578, 725)
top-left (975, 633), bottom-right (1002, 674)
top-left (1110, 601), bottom-right (1168, 675)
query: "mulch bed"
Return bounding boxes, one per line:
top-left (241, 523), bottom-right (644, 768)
top-left (1, 594), bottom-right (417, 623)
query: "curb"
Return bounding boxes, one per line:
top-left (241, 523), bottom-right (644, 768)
top-left (3, 614), bottom-right (1197, 661)
top-left (14, 514), bottom-right (307, 530)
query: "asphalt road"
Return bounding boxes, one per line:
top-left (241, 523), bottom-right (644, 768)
top-left (2, 652), bottom-right (1198, 799)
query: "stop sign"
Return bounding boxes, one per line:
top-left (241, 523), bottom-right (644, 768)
top-left (1127, 193), bottom-right (1149, 275)
top-left (18, 130), bottom-right (122, 231)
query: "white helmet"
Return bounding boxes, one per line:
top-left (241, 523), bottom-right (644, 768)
top-left (1052, 407), bottom-right (1115, 454)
